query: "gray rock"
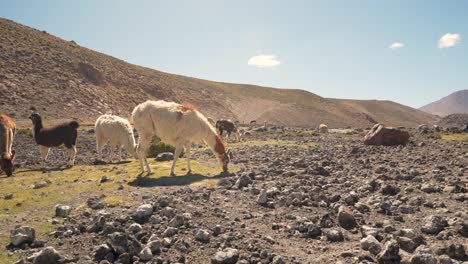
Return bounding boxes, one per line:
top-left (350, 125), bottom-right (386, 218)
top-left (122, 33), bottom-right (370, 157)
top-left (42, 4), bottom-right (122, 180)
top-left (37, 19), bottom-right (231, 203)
top-left (162, 227), bottom-right (178, 237)
top-left (381, 184), bottom-right (400, 196)
top-left (31, 247), bottom-right (61, 264)
top-left (337, 205), bottom-right (356, 229)
top-left (32, 180), bottom-right (51, 189)
top-left (438, 255), bottom-right (458, 264)
top-left (235, 174), bottom-right (253, 188)
top-left (421, 215), bottom-right (448, 235)
top-left (10, 226), bottom-right (35, 246)
top-left (133, 204), bottom-right (153, 223)
top-left (107, 232), bottom-right (129, 255)
top-left (211, 248), bottom-right (239, 264)
top-left (410, 245), bottom-right (437, 264)
top-left (139, 247), bottom-right (153, 261)
top-left (323, 228), bottom-right (344, 242)
top-left (156, 152), bottom-right (173, 161)
top-left (55, 204), bottom-right (71, 217)
top-left (377, 240), bottom-right (401, 264)
top-left (271, 255), bottom-right (285, 264)
top-left (257, 189), bottom-right (268, 206)
top-left (361, 235), bottom-right (382, 255)
top-left (147, 240), bottom-right (161, 253)
top-left (92, 244), bottom-right (113, 262)
top-left (195, 229), bottom-right (210, 243)
top-left (397, 236), bottom-right (418, 253)
top-left (128, 223), bottom-right (142, 234)
top-left (168, 215), bottom-right (185, 228)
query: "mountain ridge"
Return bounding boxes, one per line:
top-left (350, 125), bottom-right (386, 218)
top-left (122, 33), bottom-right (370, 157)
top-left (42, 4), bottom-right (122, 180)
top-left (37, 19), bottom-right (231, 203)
top-left (419, 89), bottom-right (468, 116)
top-left (0, 18), bottom-right (437, 127)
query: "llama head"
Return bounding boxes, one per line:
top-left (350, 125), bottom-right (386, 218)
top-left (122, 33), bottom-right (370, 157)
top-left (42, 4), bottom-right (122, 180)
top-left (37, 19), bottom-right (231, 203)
top-left (29, 112), bottom-right (42, 125)
top-left (0, 151), bottom-right (15, 176)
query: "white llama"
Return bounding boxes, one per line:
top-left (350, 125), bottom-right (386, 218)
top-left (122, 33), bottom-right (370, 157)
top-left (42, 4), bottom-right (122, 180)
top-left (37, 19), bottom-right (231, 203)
top-left (131, 100), bottom-right (230, 176)
top-left (95, 114), bottom-right (137, 162)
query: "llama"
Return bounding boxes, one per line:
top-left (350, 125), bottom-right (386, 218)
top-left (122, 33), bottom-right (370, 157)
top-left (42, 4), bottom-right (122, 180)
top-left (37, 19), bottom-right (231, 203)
top-left (318, 124), bottom-right (328, 133)
top-left (131, 100), bottom-right (230, 176)
top-left (216, 119), bottom-right (240, 141)
top-left (29, 112), bottom-right (79, 167)
top-left (95, 114), bottom-right (137, 162)
top-left (0, 114), bottom-right (16, 176)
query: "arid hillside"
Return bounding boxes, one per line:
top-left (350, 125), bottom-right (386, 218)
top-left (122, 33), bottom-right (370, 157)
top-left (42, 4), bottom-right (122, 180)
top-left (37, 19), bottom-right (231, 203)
top-left (0, 18), bottom-right (437, 127)
top-left (420, 89), bottom-right (468, 116)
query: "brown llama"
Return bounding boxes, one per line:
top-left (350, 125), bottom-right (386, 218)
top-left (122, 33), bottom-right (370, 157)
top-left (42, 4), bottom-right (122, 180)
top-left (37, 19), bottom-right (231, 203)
top-left (216, 119), bottom-right (240, 141)
top-left (29, 112), bottom-right (79, 167)
top-left (0, 114), bottom-right (16, 176)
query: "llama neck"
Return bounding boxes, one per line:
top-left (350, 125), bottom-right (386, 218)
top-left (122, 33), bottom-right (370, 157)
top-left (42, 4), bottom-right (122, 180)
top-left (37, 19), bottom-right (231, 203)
top-left (204, 128), bottom-right (226, 157)
top-left (123, 133), bottom-right (137, 152)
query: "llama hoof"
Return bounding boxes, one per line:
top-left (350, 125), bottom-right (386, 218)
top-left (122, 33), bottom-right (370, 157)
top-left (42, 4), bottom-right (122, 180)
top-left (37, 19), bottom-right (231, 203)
top-left (170, 172), bottom-right (176, 177)
top-left (186, 170), bottom-right (192, 175)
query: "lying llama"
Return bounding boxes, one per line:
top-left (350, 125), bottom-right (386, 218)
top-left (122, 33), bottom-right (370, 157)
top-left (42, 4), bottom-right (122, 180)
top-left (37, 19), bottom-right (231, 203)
top-left (0, 114), bottom-right (16, 176)
top-left (132, 100), bottom-right (230, 175)
top-left (216, 119), bottom-right (240, 141)
top-left (318, 124), bottom-right (328, 133)
top-left (29, 112), bottom-right (79, 167)
top-left (95, 114), bottom-right (137, 162)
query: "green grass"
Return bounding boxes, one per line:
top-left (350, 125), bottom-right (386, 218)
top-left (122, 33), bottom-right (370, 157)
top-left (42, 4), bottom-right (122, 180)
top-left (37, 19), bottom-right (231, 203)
top-left (0, 159), bottom-right (236, 262)
top-left (16, 128), bottom-right (33, 138)
top-left (441, 133), bottom-right (468, 142)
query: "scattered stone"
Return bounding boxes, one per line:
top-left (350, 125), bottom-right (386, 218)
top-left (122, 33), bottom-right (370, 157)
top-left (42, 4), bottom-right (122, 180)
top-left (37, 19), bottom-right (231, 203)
top-left (30, 246), bottom-right (62, 264)
top-left (421, 215), bottom-right (448, 235)
top-left (156, 152), bottom-right (174, 161)
top-left (381, 184), bottom-right (400, 196)
top-left (4, 193), bottom-right (13, 200)
top-left (361, 235), bottom-right (382, 255)
top-left (257, 189), bottom-right (268, 206)
top-left (139, 247), bottom-right (153, 261)
top-left (195, 229), bottom-right (210, 243)
top-left (323, 228), bottom-right (344, 242)
top-left (235, 174), bottom-right (253, 188)
top-left (133, 204), bottom-right (153, 223)
top-left (10, 226), bottom-right (35, 247)
top-left (87, 197), bottom-right (105, 209)
top-left (337, 205), bottom-right (356, 229)
top-left (32, 180), bottom-right (51, 189)
top-left (55, 204), bottom-right (71, 217)
top-left (211, 248), bottom-right (239, 264)
top-left (376, 240), bottom-right (401, 264)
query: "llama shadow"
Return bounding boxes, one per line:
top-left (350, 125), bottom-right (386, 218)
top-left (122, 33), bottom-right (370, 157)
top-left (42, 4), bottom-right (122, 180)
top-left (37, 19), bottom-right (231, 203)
top-left (92, 160), bottom-right (132, 166)
top-left (15, 166), bottom-right (68, 174)
top-left (128, 171), bottom-right (233, 187)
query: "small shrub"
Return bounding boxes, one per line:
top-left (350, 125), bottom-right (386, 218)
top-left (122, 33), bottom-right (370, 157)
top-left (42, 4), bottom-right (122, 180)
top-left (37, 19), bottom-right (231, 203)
top-left (147, 136), bottom-right (184, 158)
top-left (426, 133), bottom-right (441, 140)
top-left (17, 128), bottom-right (33, 138)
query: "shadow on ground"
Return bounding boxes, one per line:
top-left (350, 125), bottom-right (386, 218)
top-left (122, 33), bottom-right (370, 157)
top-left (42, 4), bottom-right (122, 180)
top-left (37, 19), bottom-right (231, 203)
top-left (128, 171), bottom-right (233, 187)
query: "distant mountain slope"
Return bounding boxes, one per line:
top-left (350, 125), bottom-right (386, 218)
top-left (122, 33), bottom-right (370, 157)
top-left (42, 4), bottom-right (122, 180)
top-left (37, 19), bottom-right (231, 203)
top-left (0, 18), bottom-right (437, 127)
top-left (420, 90), bottom-right (468, 116)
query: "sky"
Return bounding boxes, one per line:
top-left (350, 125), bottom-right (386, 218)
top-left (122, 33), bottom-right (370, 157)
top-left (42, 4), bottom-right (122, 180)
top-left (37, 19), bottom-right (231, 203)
top-left (1, 0), bottom-right (467, 108)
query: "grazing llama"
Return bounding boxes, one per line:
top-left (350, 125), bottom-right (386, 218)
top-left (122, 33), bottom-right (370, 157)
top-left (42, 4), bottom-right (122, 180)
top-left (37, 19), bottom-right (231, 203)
top-left (95, 114), bottom-right (137, 162)
top-left (0, 114), bottom-right (16, 176)
top-left (29, 112), bottom-right (79, 167)
top-left (131, 100), bottom-right (230, 176)
top-left (216, 119), bottom-right (240, 141)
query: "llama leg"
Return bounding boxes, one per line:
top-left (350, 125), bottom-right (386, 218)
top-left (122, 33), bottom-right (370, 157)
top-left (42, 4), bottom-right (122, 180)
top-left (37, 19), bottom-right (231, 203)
top-left (39, 145), bottom-right (49, 168)
top-left (184, 142), bottom-right (192, 174)
top-left (170, 143), bottom-right (183, 176)
top-left (68, 146), bottom-right (77, 167)
top-left (118, 145), bottom-right (122, 162)
top-left (96, 136), bottom-right (103, 161)
top-left (136, 133), bottom-right (152, 174)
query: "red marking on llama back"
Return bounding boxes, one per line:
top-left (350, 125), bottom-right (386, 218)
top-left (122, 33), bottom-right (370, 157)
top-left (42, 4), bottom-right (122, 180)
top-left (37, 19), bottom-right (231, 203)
top-left (180, 103), bottom-right (197, 112)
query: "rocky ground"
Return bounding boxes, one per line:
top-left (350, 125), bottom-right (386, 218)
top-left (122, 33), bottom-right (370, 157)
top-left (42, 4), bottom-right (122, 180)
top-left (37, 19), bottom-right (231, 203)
top-left (2, 127), bottom-right (468, 264)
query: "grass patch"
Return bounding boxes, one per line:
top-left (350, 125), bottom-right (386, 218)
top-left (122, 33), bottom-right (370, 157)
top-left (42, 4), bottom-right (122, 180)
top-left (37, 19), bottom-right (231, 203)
top-left (441, 133), bottom-right (468, 142)
top-left (425, 133), bottom-right (442, 140)
top-left (16, 128), bottom-right (33, 138)
top-left (0, 158), bottom-right (233, 261)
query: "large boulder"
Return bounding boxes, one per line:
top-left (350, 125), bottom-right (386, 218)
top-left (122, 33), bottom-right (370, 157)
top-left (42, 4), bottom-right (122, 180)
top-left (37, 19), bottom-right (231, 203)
top-left (211, 248), bottom-right (239, 264)
top-left (364, 124), bottom-right (410, 146)
top-left (30, 247), bottom-right (62, 264)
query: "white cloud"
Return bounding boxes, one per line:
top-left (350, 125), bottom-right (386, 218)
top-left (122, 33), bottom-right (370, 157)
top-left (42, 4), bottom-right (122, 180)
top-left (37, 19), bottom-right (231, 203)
top-left (248, 55), bottom-right (280, 68)
top-left (389, 42), bottom-right (405, 50)
top-left (438, 33), bottom-right (461, 48)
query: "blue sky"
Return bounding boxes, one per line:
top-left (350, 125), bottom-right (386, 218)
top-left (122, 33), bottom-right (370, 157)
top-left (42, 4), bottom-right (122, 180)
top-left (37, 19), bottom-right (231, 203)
top-left (1, 1), bottom-right (467, 108)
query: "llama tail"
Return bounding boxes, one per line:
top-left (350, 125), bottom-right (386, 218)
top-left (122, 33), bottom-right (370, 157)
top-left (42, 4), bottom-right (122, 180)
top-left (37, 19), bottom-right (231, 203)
top-left (69, 121), bottom-right (80, 129)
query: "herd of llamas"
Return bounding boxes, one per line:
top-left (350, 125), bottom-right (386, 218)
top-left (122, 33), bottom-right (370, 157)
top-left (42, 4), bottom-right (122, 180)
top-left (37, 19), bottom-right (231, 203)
top-left (0, 99), bottom-right (330, 177)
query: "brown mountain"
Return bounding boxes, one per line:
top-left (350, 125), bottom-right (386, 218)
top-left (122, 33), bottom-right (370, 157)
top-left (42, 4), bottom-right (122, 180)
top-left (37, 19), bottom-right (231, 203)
top-left (419, 90), bottom-right (468, 116)
top-left (0, 18), bottom-right (437, 127)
